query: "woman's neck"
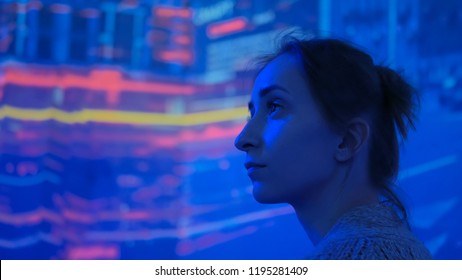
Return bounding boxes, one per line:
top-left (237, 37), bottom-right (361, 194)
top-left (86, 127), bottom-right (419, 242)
top-left (291, 172), bottom-right (381, 245)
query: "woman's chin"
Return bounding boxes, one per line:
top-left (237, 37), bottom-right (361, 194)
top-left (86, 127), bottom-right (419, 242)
top-left (252, 184), bottom-right (284, 204)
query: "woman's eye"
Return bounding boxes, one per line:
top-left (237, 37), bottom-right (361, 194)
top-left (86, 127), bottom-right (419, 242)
top-left (246, 110), bottom-right (254, 122)
top-left (268, 102), bottom-right (281, 114)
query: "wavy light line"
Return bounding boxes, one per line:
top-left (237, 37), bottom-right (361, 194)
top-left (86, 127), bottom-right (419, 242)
top-left (0, 203), bottom-right (188, 226)
top-left (0, 105), bottom-right (247, 126)
top-left (0, 171), bottom-right (61, 186)
top-left (183, 206), bottom-right (293, 237)
top-left (65, 244), bottom-right (120, 259)
top-left (86, 206), bottom-right (293, 242)
top-left (411, 198), bottom-right (459, 229)
top-left (2, 67), bottom-right (196, 101)
top-left (0, 142), bottom-right (240, 160)
top-left (176, 226), bottom-right (258, 256)
top-left (8, 124), bottom-right (244, 146)
top-left (0, 205), bottom-right (291, 248)
top-left (399, 154), bottom-right (459, 180)
top-left (0, 232), bottom-right (61, 249)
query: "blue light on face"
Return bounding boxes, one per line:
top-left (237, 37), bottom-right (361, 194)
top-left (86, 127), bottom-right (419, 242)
top-left (0, 0), bottom-right (460, 260)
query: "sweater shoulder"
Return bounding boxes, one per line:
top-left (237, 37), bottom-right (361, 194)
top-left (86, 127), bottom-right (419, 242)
top-left (309, 203), bottom-right (432, 260)
top-left (310, 235), bottom-right (432, 260)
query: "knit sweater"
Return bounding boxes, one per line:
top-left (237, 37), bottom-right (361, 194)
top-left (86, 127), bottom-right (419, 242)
top-left (309, 202), bottom-right (432, 259)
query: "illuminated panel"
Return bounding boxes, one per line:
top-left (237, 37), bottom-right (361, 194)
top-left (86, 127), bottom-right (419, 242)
top-left (151, 5), bottom-right (195, 66)
top-left (1, 51), bottom-right (247, 261)
top-left (0, 1), bottom-right (253, 261)
top-left (207, 17), bottom-right (248, 39)
top-left (70, 8), bottom-right (100, 63)
top-left (0, 3), bottom-right (16, 55)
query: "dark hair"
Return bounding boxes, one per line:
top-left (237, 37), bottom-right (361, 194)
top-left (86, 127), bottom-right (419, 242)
top-left (254, 36), bottom-right (419, 223)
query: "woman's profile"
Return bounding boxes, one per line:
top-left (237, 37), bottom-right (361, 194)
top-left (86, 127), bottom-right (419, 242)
top-left (234, 35), bottom-right (432, 259)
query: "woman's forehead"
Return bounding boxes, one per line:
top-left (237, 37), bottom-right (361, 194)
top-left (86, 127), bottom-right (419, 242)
top-left (253, 54), bottom-right (308, 92)
top-left (255, 54), bottom-right (303, 84)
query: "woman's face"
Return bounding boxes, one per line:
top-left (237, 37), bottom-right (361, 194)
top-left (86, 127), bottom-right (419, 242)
top-left (234, 54), bottom-right (340, 205)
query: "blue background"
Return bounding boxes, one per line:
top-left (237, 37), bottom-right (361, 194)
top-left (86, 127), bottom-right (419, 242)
top-left (0, 0), bottom-right (461, 259)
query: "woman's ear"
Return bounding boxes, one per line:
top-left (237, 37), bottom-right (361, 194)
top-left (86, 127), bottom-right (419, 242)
top-left (335, 118), bottom-right (370, 162)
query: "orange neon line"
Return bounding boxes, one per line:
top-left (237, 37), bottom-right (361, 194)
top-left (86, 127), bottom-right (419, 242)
top-left (66, 245), bottom-right (119, 260)
top-left (207, 17), bottom-right (248, 38)
top-left (153, 6), bottom-right (192, 19)
top-left (174, 35), bottom-right (192, 45)
top-left (3, 68), bottom-right (196, 97)
top-left (157, 50), bottom-right (193, 63)
top-left (150, 18), bottom-right (193, 32)
top-left (0, 206), bottom-right (185, 226)
top-left (9, 124), bottom-right (244, 147)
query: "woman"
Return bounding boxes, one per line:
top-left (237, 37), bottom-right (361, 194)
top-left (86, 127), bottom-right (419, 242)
top-left (234, 36), bottom-right (432, 259)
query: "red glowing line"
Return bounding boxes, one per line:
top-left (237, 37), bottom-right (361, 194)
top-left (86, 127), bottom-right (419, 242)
top-left (150, 18), bottom-right (193, 32)
top-left (157, 50), bottom-right (193, 64)
top-left (3, 67), bottom-right (196, 104)
top-left (207, 17), bottom-right (248, 39)
top-left (153, 6), bottom-right (192, 19)
top-left (0, 206), bottom-right (182, 226)
top-left (66, 245), bottom-right (119, 260)
top-left (176, 226), bottom-right (257, 256)
top-left (174, 35), bottom-right (192, 45)
top-left (10, 124), bottom-right (243, 145)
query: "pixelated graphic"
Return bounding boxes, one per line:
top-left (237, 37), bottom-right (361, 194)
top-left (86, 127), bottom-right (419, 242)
top-left (0, 0), bottom-right (461, 259)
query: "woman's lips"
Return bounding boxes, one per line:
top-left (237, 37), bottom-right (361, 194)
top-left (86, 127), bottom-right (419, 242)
top-left (245, 162), bottom-right (267, 176)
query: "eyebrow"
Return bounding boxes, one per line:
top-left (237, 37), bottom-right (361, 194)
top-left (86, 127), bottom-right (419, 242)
top-left (248, 84), bottom-right (290, 110)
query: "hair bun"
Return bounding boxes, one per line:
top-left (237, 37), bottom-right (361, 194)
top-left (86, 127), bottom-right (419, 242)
top-left (375, 65), bottom-right (419, 139)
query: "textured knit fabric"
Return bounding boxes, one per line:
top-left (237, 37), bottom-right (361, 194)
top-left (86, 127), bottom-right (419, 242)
top-left (309, 202), bottom-right (432, 260)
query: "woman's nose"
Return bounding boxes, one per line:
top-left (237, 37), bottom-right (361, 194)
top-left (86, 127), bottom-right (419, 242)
top-left (234, 121), bottom-right (260, 152)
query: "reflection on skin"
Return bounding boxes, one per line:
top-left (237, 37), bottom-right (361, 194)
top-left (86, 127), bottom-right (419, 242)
top-left (235, 54), bottom-right (339, 205)
top-left (235, 54), bottom-right (380, 244)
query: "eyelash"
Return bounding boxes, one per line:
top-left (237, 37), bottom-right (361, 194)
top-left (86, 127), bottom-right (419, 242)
top-left (246, 100), bottom-right (282, 121)
top-left (268, 101), bottom-right (281, 114)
